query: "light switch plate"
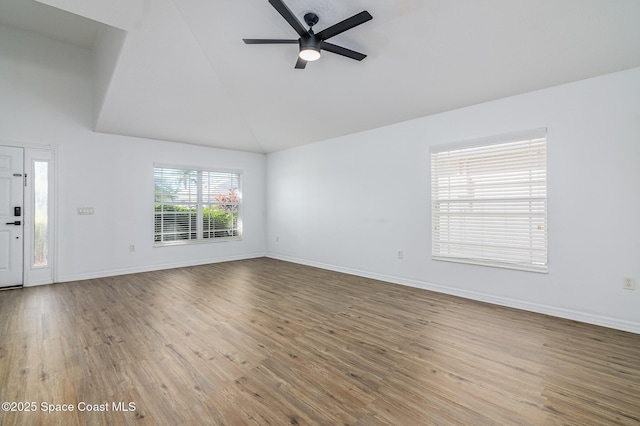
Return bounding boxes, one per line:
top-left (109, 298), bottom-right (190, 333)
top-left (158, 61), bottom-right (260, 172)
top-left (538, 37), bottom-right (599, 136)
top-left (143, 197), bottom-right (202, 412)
top-left (77, 207), bottom-right (94, 215)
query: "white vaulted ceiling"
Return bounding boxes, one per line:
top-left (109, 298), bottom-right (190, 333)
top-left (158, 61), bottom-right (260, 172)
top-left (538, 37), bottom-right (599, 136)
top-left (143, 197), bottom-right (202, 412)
top-left (2, 0), bottom-right (640, 153)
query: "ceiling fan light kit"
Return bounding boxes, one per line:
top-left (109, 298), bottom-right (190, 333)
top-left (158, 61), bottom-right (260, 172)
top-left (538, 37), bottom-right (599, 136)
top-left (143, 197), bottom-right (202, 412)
top-left (243, 0), bottom-right (372, 69)
top-left (299, 34), bottom-right (321, 61)
top-left (299, 45), bottom-right (321, 61)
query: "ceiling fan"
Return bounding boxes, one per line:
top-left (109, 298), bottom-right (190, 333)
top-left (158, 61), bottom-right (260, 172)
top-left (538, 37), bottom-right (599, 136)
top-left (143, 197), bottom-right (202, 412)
top-left (243, 0), bottom-right (373, 69)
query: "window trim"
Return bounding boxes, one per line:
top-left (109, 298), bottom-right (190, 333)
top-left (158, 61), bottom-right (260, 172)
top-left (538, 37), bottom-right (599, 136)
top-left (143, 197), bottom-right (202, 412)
top-left (153, 163), bottom-right (243, 246)
top-left (430, 129), bottom-right (548, 273)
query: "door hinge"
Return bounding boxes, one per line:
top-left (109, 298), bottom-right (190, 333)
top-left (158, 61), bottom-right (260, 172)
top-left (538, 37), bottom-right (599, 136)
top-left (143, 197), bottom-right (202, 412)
top-left (24, 173), bottom-right (27, 187)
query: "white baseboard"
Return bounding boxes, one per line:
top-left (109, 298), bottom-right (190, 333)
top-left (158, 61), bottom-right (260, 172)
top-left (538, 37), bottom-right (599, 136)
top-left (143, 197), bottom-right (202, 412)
top-left (57, 252), bottom-right (266, 283)
top-left (267, 253), bottom-right (640, 334)
top-left (23, 279), bottom-right (54, 288)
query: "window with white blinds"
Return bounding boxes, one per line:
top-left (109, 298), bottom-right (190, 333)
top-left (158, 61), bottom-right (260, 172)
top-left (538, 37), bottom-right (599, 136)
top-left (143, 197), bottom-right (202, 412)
top-left (431, 130), bottom-right (547, 272)
top-left (154, 166), bottom-right (241, 244)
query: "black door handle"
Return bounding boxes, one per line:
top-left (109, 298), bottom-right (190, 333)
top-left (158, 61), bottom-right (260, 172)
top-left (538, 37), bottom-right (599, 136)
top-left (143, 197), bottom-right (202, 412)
top-left (5, 221), bottom-right (21, 225)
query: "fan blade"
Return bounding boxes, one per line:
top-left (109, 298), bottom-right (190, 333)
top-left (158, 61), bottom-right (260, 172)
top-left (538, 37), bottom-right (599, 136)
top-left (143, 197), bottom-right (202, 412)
top-left (321, 42), bottom-right (367, 61)
top-left (316, 11), bottom-right (372, 40)
top-left (243, 39), bottom-right (298, 44)
top-left (268, 0), bottom-right (308, 38)
top-left (295, 57), bottom-right (307, 69)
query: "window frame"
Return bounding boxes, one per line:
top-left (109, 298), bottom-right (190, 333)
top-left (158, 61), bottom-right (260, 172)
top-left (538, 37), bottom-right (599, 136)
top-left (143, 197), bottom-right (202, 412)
top-left (430, 129), bottom-right (548, 273)
top-left (153, 164), bottom-right (242, 246)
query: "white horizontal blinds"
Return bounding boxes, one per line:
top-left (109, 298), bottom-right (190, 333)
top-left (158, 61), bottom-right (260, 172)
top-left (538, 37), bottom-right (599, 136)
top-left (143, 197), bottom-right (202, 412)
top-left (201, 171), bottom-right (241, 239)
top-left (154, 166), bottom-right (242, 244)
top-left (431, 133), bottom-right (547, 272)
top-left (154, 167), bottom-right (197, 242)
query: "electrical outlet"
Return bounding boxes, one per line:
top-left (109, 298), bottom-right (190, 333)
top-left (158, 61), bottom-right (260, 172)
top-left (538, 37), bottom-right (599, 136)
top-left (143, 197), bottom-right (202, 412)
top-left (129, 244), bottom-right (136, 252)
top-left (623, 277), bottom-right (636, 290)
top-left (397, 250), bottom-right (403, 259)
top-left (276, 236), bottom-right (279, 242)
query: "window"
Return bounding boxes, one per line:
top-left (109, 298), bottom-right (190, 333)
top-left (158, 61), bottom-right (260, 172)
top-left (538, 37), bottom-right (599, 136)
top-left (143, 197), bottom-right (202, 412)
top-left (154, 166), bottom-right (241, 244)
top-left (431, 130), bottom-right (547, 272)
top-left (33, 161), bottom-right (49, 267)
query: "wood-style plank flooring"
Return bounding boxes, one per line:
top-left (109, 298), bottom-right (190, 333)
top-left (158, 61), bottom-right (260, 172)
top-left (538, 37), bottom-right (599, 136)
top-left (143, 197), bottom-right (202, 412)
top-left (1, 258), bottom-right (639, 425)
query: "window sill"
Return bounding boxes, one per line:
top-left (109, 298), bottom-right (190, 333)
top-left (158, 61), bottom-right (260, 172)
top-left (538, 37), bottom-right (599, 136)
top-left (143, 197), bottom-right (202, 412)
top-left (154, 236), bottom-right (242, 247)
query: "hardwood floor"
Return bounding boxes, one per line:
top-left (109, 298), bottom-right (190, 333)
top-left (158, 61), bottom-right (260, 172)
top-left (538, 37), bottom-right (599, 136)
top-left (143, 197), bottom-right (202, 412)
top-left (1, 258), bottom-right (639, 425)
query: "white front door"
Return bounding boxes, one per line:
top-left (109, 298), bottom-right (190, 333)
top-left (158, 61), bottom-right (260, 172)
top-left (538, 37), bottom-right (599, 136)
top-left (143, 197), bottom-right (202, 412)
top-left (0, 146), bottom-right (24, 288)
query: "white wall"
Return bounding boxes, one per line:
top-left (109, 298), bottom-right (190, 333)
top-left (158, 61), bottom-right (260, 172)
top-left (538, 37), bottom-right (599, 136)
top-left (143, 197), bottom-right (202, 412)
top-left (0, 25), bottom-right (266, 283)
top-left (93, 24), bottom-right (127, 127)
top-left (266, 67), bottom-right (640, 333)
